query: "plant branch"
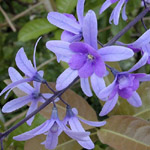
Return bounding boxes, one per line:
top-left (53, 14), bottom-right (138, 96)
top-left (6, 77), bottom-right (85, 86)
top-left (105, 7), bottom-right (150, 46)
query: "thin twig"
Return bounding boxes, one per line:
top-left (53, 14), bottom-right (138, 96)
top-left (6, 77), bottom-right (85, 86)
top-left (0, 6), bottom-right (16, 32)
top-left (0, 1), bottom-right (43, 28)
top-left (37, 56), bottom-right (56, 70)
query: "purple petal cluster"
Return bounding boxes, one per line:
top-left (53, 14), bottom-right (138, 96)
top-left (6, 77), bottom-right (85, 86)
top-left (14, 106), bottom-right (106, 149)
top-left (46, 9), bottom-right (134, 97)
top-left (100, 0), bottom-right (129, 25)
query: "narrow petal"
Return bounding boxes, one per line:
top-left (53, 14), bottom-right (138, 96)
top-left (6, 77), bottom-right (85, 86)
top-left (99, 46), bottom-right (134, 62)
top-left (13, 120), bottom-right (50, 141)
top-left (77, 0), bottom-right (85, 25)
top-left (99, 94), bottom-right (118, 116)
top-left (0, 78), bottom-right (32, 97)
top-left (91, 74), bottom-right (106, 98)
top-left (80, 78), bottom-right (92, 97)
top-left (99, 0), bottom-right (112, 14)
top-left (128, 52), bottom-right (149, 72)
top-left (2, 96), bottom-right (31, 113)
top-left (78, 117), bottom-right (106, 127)
top-left (122, 1), bottom-right (128, 21)
top-left (46, 41), bottom-right (74, 58)
top-left (118, 88), bottom-right (133, 99)
top-left (98, 76), bottom-right (117, 100)
top-left (26, 100), bottom-right (38, 126)
top-left (83, 10), bottom-right (98, 49)
top-left (127, 91), bottom-right (142, 107)
top-left (47, 12), bottom-right (81, 34)
top-left (56, 68), bottom-right (78, 91)
top-left (33, 37), bottom-right (42, 68)
top-left (78, 61), bottom-right (94, 78)
top-left (8, 67), bottom-right (33, 94)
top-left (113, 0), bottom-right (125, 25)
top-left (15, 48), bottom-right (36, 77)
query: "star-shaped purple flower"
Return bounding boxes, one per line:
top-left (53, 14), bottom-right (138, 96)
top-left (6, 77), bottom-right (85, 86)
top-left (2, 67), bottom-right (52, 126)
top-left (100, 0), bottom-right (129, 25)
top-left (47, 0), bottom-right (85, 43)
top-left (46, 10), bottom-right (134, 97)
top-left (0, 37), bottom-right (45, 97)
top-left (13, 107), bottom-right (92, 150)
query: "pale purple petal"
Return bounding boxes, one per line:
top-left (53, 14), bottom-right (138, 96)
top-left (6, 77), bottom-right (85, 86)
top-left (127, 91), bottom-right (142, 107)
top-left (69, 54), bottom-right (86, 69)
top-left (99, 0), bottom-right (112, 14)
top-left (33, 37), bottom-right (42, 68)
top-left (80, 78), bottom-right (92, 97)
top-left (8, 67), bottom-right (33, 94)
top-left (26, 100), bottom-right (38, 126)
top-left (0, 78), bottom-right (32, 97)
top-left (128, 52), bottom-right (149, 72)
top-left (113, 0), bottom-right (125, 25)
top-left (122, 1), bottom-right (127, 20)
top-left (78, 61), bottom-right (94, 78)
top-left (56, 68), bottom-right (78, 90)
top-left (46, 41), bottom-right (74, 58)
top-left (78, 117), bottom-right (106, 127)
top-left (139, 74), bottom-right (150, 81)
top-left (83, 10), bottom-right (98, 49)
top-left (47, 12), bottom-right (81, 34)
top-left (13, 120), bottom-right (51, 141)
top-left (99, 46), bottom-right (134, 62)
top-left (90, 74), bottom-right (106, 98)
top-left (15, 48), bottom-right (36, 77)
top-left (99, 94), bottom-right (118, 116)
top-left (77, 0), bottom-right (85, 25)
top-left (2, 96), bottom-right (31, 113)
top-left (98, 76), bottom-right (118, 100)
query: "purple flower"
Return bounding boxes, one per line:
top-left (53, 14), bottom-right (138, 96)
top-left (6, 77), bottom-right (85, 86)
top-left (13, 107), bottom-right (92, 150)
top-left (46, 10), bottom-right (134, 97)
top-left (100, 0), bottom-right (129, 25)
top-left (47, 0), bottom-right (85, 43)
top-left (0, 37), bottom-right (45, 97)
top-left (117, 29), bottom-right (150, 70)
top-left (98, 69), bottom-right (147, 116)
top-left (2, 67), bottom-right (52, 126)
top-left (63, 107), bottom-right (106, 149)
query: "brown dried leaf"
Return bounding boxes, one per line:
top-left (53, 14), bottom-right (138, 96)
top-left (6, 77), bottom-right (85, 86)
top-left (97, 115), bottom-right (150, 150)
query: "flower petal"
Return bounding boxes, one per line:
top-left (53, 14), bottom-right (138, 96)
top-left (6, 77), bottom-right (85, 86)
top-left (83, 10), bottom-right (98, 49)
top-left (91, 73), bottom-right (106, 98)
top-left (80, 78), bottom-right (92, 97)
top-left (122, 1), bottom-right (128, 21)
top-left (99, 94), bottom-right (118, 116)
top-left (15, 48), bottom-right (36, 77)
top-left (47, 12), bottom-right (81, 34)
top-left (8, 67), bottom-right (33, 94)
top-left (56, 68), bottom-right (78, 91)
top-left (127, 91), bottom-right (142, 107)
top-left (99, 46), bottom-right (134, 62)
top-left (2, 96), bottom-right (31, 113)
top-left (128, 52), bottom-right (149, 72)
top-left (99, 0), bottom-right (112, 14)
top-left (46, 41), bottom-right (74, 58)
top-left (77, 0), bottom-right (85, 25)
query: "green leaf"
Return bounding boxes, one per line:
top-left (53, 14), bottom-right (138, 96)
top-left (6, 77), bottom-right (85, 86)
top-left (56, 0), bottom-right (77, 13)
top-left (18, 18), bottom-right (57, 42)
top-left (97, 115), bottom-right (150, 150)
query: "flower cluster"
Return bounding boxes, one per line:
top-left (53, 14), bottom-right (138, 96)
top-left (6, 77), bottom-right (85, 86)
top-left (1, 0), bottom-right (150, 149)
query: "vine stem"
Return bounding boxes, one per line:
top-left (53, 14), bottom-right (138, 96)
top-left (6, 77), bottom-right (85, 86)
top-left (105, 6), bottom-right (150, 46)
top-left (0, 4), bottom-right (150, 142)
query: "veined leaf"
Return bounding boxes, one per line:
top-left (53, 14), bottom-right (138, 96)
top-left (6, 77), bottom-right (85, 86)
top-left (97, 115), bottom-right (150, 150)
top-left (18, 18), bottom-right (57, 42)
top-left (56, 0), bottom-right (77, 13)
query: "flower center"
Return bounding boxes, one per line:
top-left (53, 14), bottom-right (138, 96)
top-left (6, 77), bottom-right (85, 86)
top-left (87, 54), bottom-right (94, 60)
top-left (31, 91), bottom-right (40, 99)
